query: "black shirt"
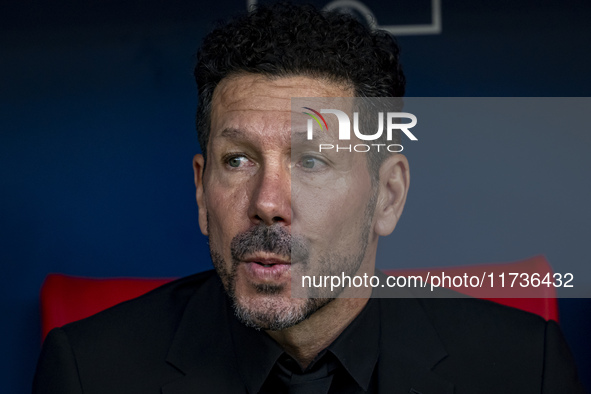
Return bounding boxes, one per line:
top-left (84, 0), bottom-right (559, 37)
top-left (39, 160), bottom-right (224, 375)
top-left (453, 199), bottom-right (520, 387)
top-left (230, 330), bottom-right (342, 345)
top-left (229, 298), bottom-right (380, 394)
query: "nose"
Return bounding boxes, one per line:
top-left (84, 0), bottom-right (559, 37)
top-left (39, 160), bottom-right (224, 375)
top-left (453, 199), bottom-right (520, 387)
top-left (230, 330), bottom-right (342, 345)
top-left (248, 161), bottom-right (291, 226)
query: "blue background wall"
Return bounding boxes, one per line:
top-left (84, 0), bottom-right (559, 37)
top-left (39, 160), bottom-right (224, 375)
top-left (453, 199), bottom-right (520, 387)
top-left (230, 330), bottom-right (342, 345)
top-left (1, 0), bottom-right (590, 392)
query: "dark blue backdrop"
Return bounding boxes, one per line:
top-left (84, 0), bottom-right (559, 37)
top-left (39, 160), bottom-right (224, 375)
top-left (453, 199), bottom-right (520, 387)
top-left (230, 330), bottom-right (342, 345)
top-left (1, 1), bottom-right (590, 393)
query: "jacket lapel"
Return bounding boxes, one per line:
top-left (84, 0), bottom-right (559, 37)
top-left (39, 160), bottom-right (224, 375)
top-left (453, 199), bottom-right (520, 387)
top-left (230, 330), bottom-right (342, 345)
top-left (375, 272), bottom-right (454, 394)
top-left (161, 271), bottom-right (455, 394)
top-left (161, 275), bottom-right (247, 394)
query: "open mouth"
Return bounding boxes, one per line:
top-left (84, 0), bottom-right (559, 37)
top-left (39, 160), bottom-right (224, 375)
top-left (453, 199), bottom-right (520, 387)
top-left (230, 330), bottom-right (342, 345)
top-left (252, 261), bottom-right (289, 268)
top-left (256, 262), bottom-right (275, 268)
top-left (241, 256), bottom-right (292, 280)
top-left (244, 255), bottom-right (290, 266)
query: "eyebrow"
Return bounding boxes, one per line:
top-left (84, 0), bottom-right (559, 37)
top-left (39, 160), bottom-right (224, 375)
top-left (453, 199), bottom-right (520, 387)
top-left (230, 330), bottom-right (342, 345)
top-left (292, 129), bottom-right (336, 145)
top-left (219, 127), bottom-right (247, 139)
top-left (220, 127), bottom-right (313, 141)
top-left (218, 127), bottom-right (328, 147)
top-left (291, 131), bottom-right (309, 141)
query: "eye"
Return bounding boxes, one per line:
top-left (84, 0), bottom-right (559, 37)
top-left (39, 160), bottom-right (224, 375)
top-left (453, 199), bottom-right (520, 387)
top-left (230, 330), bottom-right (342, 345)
top-left (226, 155), bottom-right (249, 168)
top-left (297, 155), bottom-right (326, 171)
top-left (301, 157), bottom-right (317, 169)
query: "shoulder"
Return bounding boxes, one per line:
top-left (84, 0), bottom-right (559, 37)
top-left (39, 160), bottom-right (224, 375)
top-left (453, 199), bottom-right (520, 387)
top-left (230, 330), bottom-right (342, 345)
top-left (416, 295), bottom-right (551, 374)
top-left (35, 270), bottom-right (225, 394)
top-left (418, 295), bottom-right (548, 340)
top-left (61, 269), bottom-right (219, 338)
top-left (424, 297), bottom-right (584, 392)
top-left (384, 296), bottom-right (585, 392)
top-left (57, 271), bottom-right (220, 378)
top-left (374, 269), bottom-right (550, 345)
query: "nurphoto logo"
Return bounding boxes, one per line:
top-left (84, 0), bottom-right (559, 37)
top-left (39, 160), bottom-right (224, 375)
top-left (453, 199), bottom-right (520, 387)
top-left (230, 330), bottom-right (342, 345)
top-left (303, 107), bottom-right (418, 152)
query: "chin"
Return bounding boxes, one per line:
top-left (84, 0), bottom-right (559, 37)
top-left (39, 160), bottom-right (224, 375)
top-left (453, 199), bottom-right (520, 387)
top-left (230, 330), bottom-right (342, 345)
top-left (231, 288), bottom-right (331, 331)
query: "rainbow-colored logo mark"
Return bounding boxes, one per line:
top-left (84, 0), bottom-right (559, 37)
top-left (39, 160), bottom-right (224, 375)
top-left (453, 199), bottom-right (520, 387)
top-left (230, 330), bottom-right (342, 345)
top-left (302, 107), bottom-right (328, 131)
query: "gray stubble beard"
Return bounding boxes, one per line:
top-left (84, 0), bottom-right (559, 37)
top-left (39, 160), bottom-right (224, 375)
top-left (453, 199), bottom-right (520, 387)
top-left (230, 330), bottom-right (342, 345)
top-left (209, 233), bottom-right (331, 331)
top-left (207, 188), bottom-right (376, 331)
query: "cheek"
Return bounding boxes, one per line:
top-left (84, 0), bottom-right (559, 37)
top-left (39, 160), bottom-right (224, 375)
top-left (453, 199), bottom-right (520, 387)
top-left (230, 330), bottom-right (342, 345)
top-left (205, 184), bottom-right (250, 241)
top-left (293, 171), bottom-right (373, 240)
top-left (294, 186), bottom-right (357, 234)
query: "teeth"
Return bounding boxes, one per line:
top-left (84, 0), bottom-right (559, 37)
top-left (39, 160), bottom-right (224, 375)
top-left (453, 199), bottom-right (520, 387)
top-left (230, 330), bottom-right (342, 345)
top-left (263, 264), bottom-right (272, 267)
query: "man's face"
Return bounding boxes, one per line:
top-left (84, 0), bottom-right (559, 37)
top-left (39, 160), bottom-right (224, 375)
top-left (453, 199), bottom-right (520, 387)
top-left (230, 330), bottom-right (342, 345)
top-left (194, 74), bottom-right (380, 330)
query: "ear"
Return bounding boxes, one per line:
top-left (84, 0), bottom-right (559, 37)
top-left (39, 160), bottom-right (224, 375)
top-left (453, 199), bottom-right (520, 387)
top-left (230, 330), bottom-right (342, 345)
top-left (374, 154), bottom-right (410, 236)
top-left (193, 154), bottom-right (208, 236)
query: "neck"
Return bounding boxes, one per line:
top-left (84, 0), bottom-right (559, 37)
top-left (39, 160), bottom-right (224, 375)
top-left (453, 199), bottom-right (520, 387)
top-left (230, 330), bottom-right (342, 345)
top-left (266, 296), bottom-right (369, 368)
top-left (266, 242), bottom-right (379, 368)
top-left (266, 255), bottom-right (376, 369)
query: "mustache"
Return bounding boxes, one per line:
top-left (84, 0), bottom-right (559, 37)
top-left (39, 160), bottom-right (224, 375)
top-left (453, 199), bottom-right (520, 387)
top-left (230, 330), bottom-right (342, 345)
top-left (230, 224), bottom-right (309, 263)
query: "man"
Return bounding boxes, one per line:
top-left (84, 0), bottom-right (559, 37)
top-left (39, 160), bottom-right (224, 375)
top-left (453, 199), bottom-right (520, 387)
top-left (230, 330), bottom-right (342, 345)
top-left (33, 3), bottom-right (584, 393)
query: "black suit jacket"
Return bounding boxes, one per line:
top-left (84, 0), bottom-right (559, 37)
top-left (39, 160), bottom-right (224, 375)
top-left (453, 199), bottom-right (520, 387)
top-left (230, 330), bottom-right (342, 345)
top-left (33, 269), bottom-right (585, 394)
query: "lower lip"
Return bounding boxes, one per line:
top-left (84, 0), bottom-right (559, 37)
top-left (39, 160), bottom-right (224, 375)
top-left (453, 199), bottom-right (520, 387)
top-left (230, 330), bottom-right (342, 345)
top-left (243, 262), bottom-right (291, 281)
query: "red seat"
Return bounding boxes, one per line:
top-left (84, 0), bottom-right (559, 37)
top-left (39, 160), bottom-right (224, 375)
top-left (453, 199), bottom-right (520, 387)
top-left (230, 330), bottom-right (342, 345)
top-left (383, 255), bottom-right (558, 322)
top-left (40, 275), bottom-right (173, 340)
top-left (40, 255), bottom-right (558, 340)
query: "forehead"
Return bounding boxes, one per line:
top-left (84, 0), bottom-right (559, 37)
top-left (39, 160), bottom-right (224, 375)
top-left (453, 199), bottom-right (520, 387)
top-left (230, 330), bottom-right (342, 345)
top-left (209, 74), bottom-right (353, 138)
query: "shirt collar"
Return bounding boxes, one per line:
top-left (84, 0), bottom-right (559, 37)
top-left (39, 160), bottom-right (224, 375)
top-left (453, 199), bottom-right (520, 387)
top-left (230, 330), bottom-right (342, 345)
top-left (229, 296), bottom-right (380, 394)
top-left (228, 299), bottom-right (284, 394)
top-left (326, 297), bottom-right (380, 391)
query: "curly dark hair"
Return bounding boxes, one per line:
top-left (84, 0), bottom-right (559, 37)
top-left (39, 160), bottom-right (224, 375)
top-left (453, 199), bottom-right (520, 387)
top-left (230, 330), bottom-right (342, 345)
top-left (194, 2), bottom-right (405, 174)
